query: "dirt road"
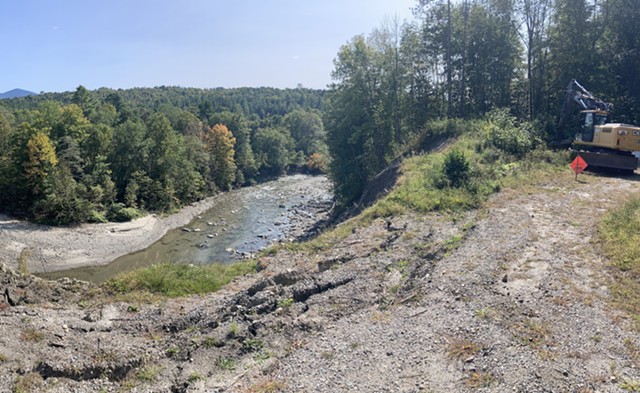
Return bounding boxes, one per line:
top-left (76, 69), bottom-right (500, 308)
top-left (1, 171), bottom-right (640, 392)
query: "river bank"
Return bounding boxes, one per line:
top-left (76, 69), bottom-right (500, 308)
top-left (0, 175), bottom-right (331, 274)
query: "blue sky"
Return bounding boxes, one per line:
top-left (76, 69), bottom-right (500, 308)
top-left (0, 0), bottom-right (415, 93)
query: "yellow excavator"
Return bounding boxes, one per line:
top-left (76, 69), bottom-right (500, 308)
top-left (559, 79), bottom-right (640, 171)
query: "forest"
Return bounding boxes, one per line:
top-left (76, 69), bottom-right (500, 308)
top-left (1, 0), bottom-right (638, 224)
top-left (325, 0), bottom-right (640, 204)
top-left (0, 87), bottom-right (327, 224)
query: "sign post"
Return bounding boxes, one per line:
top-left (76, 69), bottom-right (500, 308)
top-left (570, 155), bottom-right (588, 180)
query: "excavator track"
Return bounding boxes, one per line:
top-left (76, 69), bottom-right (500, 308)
top-left (574, 149), bottom-right (638, 172)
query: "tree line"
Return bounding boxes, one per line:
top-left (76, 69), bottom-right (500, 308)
top-left (325, 0), bottom-right (640, 205)
top-left (0, 86), bottom-right (327, 224)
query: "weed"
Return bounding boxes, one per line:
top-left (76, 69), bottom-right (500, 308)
top-left (259, 247), bottom-right (278, 257)
top-left (17, 248), bottom-right (30, 275)
top-left (20, 327), bottom-right (44, 343)
top-left (145, 330), bottom-right (162, 341)
top-left (321, 351), bottom-right (336, 361)
top-left (443, 235), bottom-right (464, 255)
top-left (135, 364), bottom-right (159, 382)
top-left (512, 319), bottom-right (552, 350)
top-left (253, 350), bottom-right (272, 364)
top-left (0, 353), bottom-right (7, 362)
top-left (105, 260), bottom-right (256, 297)
top-left (187, 372), bottom-right (204, 383)
top-left (621, 379), bottom-right (640, 392)
top-left (216, 356), bottom-right (236, 370)
top-left (388, 284), bottom-right (401, 295)
top-left (624, 338), bottom-right (640, 365)
top-left (474, 307), bottom-right (497, 320)
top-left (244, 379), bottom-right (287, 393)
top-left (242, 338), bottom-right (264, 353)
top-left (228, 322), bottom-right (239, 338)
top-left (126, 305), bottom-right (138, 313)
top-left (92, 350), bottom-right (118, 363)
top-left (202, 336), bottom-right (218, 348)
top-left (446, 338), bottom-right (481, 360)
top-left (349, 342), bottom-right (362, 350)
top-left (165, 346), bottom-right (179, 358)
top-left (13, 372), bottom-right (43, 393)
top-left (277, 297), bottom-right (294, 309)
top-left (464, 371), bottom-right (495, 388)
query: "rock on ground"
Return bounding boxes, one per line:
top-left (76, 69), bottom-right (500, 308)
top-left (1, 172), bottom-right (640, 392)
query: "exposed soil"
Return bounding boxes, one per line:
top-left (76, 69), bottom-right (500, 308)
top-left (2, 170), bottom-right (640, 392)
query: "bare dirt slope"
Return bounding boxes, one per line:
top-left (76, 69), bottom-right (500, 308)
top-left (2, 171), bottom-right (640, 392)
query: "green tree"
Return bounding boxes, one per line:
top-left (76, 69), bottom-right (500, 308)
top-left (284, 109), bottom-right (327, 157)
top-left (325, 34), bottom-right (394, 205)
top-left (110, 120), bottom-right (148, 193)
top-left (252, 127), bottom-right (294, 176)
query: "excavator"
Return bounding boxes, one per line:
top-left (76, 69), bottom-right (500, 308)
top-left (558, 79), bottom-right (640, 171)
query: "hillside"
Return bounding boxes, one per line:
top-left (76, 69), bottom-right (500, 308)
top-left (0, 88), bottom-right (36, 99)
top-left (1, 162), bottom-right (640, 392)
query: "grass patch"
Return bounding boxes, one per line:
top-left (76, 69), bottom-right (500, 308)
top-left (598, 198), bottom-right (640, 323)
top-left (621, 379), bottom-right (640, 392)
top-left (105, 261), bottom-right (256, 297)
top-left (188, 372), bottom-right (204, 383)
top-left (134, 364), bottom-right (159, 383)
top-left (216, 356), bottom-right (236, 370)
top-left (13, 372), bottom-right (43, 393)
top-left (20, 327), bottom-right (44, 342)
top-left (362, 132), bottom-right (566, 222)
top-left (464, 371), bottom-right (495, 388)
top-left (244, 379), bottom-right (287, 393)
top-left (202, 336), bottom-right (218, 348)
top-left (446, 338), bottom-right (482, 360)
top-left (512, 319), bottom-right (552, 350)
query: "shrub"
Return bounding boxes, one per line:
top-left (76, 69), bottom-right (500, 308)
top-left (443, 149), bottom-right (470, 188)
top-left (306, 152), bottom-right (328, 174)
top-left (483, 108), bottom-right (540, 157)
top-left (107, 203), bottom-right (141, 222)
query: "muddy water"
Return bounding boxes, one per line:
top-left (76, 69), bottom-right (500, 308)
top-left (43, 175), bottom-right (331, 283)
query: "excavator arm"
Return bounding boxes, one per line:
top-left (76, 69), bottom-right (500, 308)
top-left (557, 79), bottom-right (613, 129)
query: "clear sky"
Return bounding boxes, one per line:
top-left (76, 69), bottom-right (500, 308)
top-left (0, 0), bottom-right (415, 93)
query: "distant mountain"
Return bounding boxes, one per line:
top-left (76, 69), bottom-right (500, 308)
top-left (0, 89), bottom-right (37, 99)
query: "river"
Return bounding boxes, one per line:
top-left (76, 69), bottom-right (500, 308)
top-left (40, 175), bottom-right (332, 283)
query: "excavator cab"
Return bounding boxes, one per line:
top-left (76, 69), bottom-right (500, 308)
top-left (577, 110), bottom-right (609, 142)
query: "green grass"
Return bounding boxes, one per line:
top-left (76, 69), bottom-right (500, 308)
top-left (105, 261), bottom-right (256, 297)
top-left (215, 356), bottom-right (236, 370)
top-left (360, 134), bottom-right (565, 222)
top-left (598, 198), bottom-right (640, 322)
top-left (134, 364), bottom-right (159, 383)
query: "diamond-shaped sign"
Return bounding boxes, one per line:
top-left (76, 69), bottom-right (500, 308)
top-left (570, 155), bottom-right (588, 175)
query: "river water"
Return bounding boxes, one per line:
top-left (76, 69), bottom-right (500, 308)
top-left (42, 175), bottom-right (332, 283)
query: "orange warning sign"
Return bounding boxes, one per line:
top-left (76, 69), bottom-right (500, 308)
top-left (570, 155), bottom-right (588, 175)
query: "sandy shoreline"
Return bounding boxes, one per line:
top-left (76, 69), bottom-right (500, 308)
top-left (0, 175), bottom-right (332, 274)
top-left (0, 194), bottom-right (231, 274)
